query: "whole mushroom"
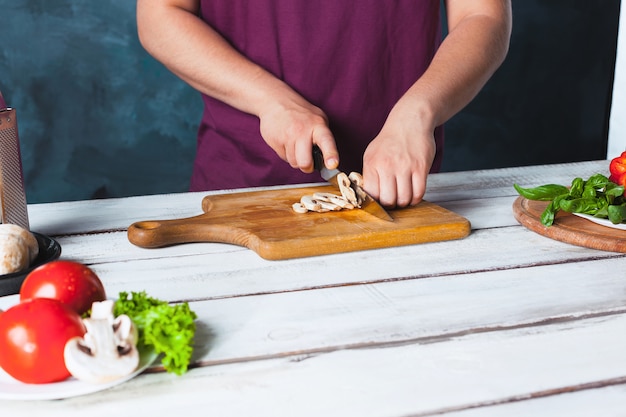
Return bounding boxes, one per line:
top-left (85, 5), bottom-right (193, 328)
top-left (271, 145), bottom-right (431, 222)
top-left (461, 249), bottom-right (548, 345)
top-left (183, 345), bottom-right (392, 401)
top-left (64, 300), bottom-right (140, 384)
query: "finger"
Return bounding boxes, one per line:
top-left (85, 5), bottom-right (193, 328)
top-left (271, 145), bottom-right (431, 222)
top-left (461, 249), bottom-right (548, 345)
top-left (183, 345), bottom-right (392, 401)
top-left (395, 173), bottom-right (413, 208)
top-left (361, 164), bottom-right (379, 199)
top-left (283, 142), bottom-right (299, 169)
top-left (377, 173), bottom-right (397, 209)
top-left (411, 171), bottom-right (427, 205)
top-left (295, 139), bottom-right (314, 173)
top-left (314, 127), bottom-right (339, 169)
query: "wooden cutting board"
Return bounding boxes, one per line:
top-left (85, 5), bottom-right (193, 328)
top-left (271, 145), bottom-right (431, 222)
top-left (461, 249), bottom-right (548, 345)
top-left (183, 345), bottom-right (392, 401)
top-left (127, 185), bottom-right (471, 260)
top-left (512, 196), bottom-right (626, 252)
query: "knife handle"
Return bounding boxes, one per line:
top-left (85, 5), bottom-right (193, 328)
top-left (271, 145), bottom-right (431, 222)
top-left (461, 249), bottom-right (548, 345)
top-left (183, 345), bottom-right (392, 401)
top-left (312, 145), bottom-right (325, 171)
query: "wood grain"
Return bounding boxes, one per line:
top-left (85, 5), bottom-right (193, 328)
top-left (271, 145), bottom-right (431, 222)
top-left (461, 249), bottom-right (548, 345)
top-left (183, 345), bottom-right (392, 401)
top-left (512, 196), bottom-right (626, 253)
top-left (127, 185), bottom-right (471, 260)
top-left (5, 161), bottom-right (623, 416)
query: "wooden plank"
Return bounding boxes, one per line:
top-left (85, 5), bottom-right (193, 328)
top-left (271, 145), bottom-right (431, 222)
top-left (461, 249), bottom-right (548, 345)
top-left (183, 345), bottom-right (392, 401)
top-left (177, 257), bottom-right (626, 367)
top-left (2, 314), bottom-right (624, 417)
top-left (4, 253), bottom-right (617, 370)
top-left (50, 226), bottom-right (622, 302)
top-left (440, 384), bottom-right (626, 417)
top-left (1, 255), bottom-right (618, 369)
top-left (26, 161), bottom-right (609, 236)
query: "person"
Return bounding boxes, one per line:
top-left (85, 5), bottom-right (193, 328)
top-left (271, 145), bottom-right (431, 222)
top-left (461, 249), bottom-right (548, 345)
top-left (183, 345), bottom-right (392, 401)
top-left (136, 0), bottom-right (511, 208)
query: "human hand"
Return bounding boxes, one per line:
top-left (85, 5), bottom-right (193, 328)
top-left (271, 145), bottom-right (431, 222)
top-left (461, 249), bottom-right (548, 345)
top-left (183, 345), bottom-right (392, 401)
top-left (258, 95), bottom-right (339, 173)
top-left (362, 120), bottom-right (436, 208)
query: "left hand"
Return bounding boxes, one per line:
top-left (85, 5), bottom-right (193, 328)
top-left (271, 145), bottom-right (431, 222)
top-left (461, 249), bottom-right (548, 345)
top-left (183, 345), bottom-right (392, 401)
top-left (361, 106), bottom-right (437, 208)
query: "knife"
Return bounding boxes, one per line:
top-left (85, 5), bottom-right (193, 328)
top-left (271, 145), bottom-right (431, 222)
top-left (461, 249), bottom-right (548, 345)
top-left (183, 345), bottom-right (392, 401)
top-left (312, 146), bottom-right (393, 222)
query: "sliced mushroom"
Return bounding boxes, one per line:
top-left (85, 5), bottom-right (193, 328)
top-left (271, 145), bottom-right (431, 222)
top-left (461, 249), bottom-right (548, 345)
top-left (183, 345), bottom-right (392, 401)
top-left (348, 172), bottom-right (364, 187)
top-left (64, 300), bottom-right (139, 384)
top-left (315, 199), bottom-right (342, 211)
top-left (326, 195), bottom-right (354, 209)
top-left (348, 172), bottom-right (368, 204)
top-left (353, 184), bottom-right (368, 206)
top-left (312, 192), bottom-right (334, 202)
top-left (337, 172), bottom-right (360, 207)
top-left (300, 195), bottom-right (322, 212)
top-left (292, 202), bottom-right (309, 214)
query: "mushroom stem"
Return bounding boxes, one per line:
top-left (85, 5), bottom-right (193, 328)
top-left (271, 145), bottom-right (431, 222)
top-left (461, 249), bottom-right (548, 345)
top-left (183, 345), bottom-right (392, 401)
top-left (64, 300), bottom-right (140, 384)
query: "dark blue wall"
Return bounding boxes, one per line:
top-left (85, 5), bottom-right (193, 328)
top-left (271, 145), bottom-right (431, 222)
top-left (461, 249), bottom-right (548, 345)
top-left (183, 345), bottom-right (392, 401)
top-left (441, 0), bottom-right (619, 172)
top-left (2, 1), bottom-right (201, 203)
top-left (0, 1), bottom-right (620, 203)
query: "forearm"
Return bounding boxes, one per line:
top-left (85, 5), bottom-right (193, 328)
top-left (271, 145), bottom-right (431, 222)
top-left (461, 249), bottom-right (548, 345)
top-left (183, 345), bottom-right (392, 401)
top-left (391, 0), bottom-right (512, 132)
top-left (136, 0), bottom-right (295, 118)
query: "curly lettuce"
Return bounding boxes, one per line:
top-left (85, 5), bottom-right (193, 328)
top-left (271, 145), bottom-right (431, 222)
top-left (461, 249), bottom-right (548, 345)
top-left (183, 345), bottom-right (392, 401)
top-left (114, 291), bottom-right (197, 375)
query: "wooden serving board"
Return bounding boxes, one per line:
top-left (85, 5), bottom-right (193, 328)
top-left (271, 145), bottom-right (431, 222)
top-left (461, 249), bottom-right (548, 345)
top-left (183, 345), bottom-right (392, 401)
top-left (127, 185), bottom-right (470, 260)
top-left (512, 196), bottom-right (626, 253)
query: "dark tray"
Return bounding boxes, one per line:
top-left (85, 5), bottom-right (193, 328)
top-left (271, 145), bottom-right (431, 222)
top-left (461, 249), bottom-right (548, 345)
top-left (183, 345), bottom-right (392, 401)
top-left (0, 233), bottom-right (62, 296)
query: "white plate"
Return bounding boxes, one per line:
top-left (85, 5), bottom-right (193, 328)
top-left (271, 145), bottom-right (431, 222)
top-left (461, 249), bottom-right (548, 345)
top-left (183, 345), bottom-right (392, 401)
top-left (0, 295), bottom-right (158, 401)
top-left (572, 213), bottom-right (626, 231)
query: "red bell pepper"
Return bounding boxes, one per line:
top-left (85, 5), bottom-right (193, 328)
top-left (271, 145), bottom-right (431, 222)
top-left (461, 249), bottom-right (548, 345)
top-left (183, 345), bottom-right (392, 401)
top-left (609, 151), bottom-right (626, 187)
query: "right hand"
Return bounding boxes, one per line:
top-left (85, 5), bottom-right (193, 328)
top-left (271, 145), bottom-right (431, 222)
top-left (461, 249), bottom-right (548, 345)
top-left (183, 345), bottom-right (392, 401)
top-left (258, 96), bottom-right (339, 173)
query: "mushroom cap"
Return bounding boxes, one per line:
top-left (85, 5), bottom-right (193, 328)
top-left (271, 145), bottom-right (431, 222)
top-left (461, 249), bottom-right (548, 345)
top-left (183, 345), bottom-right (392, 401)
top-left (64, 301), bottom-right (140, 384)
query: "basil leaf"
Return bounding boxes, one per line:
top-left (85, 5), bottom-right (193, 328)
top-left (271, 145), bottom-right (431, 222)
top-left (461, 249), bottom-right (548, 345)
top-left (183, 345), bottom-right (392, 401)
top-left (569, 177), bottom-right (584, 197)
top-left (606, 183), bottom-right (625, 199)
top-left (514, 183), bottom-right (568, 201)
top-left (608, 204), bottom-right (626, 224)
top-left (559, 198), bottom-right (602, 214)
top-left (582, 184), bottom-right (597, 199)
top-left (540, 199), bottom-right (559, 226)
top-left (586, 173), bottom-right (611, 188)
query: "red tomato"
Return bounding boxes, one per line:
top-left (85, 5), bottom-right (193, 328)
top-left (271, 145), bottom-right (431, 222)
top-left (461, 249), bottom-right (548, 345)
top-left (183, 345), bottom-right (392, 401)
top-left (20, 260), bottom-right (106, 315)
top-left (0, 298), bottom-right (86, 384)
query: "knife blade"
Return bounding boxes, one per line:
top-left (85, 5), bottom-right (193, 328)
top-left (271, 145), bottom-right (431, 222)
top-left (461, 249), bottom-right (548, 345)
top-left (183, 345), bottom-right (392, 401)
top-left (312, 146), bottom-right (393, 222)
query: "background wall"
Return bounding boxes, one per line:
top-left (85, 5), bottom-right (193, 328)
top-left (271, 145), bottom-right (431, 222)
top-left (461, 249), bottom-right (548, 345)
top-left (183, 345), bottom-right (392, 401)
top-left (441, 0), bottom-right (620, 172)
top-left (2, 1), bottom-right (201, 204)
top-left (0, 0), bottom-right (620, 204)
top-left (609, 0), bottom-right (626, 157)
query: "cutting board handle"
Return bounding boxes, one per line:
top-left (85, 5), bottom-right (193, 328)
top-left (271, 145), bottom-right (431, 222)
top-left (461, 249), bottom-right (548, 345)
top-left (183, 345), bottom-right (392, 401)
top-left (127, 215), bottom-right (240, 248)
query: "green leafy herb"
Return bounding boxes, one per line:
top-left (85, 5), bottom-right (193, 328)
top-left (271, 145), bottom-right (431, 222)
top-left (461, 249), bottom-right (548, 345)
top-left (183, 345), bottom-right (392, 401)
top-left (514, 174), bottom-right (626, 226)
top-left (114, 291), bottom-right (197, 375)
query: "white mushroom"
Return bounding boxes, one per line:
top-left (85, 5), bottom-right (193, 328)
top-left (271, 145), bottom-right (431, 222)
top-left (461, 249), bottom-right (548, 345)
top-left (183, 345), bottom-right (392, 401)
top-left (314, 199), bottom-right (342, 211)
top-left (292, 202), bottom-right (308, 214)
top-left (327, 194), bottom-right (355, 210)
top-left (293, 172), bottom-right (368, 214)
top-left (0, 224), bottom-right (39, 274)
top-left (348, 172), bottom-right (368, 204)
top-left (348, 172), bottom-right (364, 187)
top-left (337, 172), bottom-right (360, 207)
top-left (64, 300), bottom-right (140, 384)
top-left (300, 195), bottom-right (323, 212)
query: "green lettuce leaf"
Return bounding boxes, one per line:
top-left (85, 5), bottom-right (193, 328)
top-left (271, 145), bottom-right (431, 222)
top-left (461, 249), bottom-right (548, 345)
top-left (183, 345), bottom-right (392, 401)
top-left (114, 291), bottom-right (197, 375)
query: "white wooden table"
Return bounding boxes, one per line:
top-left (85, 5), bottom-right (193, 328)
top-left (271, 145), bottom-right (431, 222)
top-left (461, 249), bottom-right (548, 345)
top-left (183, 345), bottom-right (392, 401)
top-left (3, 160), bottom-right (626, 416)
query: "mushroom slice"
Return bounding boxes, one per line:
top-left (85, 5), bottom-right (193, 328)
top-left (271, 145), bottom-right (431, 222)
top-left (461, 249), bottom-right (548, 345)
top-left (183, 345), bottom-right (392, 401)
top-left (292, 202), bottom-right (308, 214)
top-left (327, 195), bottom-right (355, 210)
top-left (337, 172), bottom-right (360, 208)
top-left (348, 172), bottom-right (364, 187)
top-left (300, 195), bottom-right (322, 212)
top-left (314, 199), bottom-right (342, 211)
top-left (64, 300), bottom-right (140, 384)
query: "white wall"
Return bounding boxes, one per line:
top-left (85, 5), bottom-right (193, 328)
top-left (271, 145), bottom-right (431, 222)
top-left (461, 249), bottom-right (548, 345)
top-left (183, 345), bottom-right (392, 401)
top-left (608, 4), bottom-right (626, 158)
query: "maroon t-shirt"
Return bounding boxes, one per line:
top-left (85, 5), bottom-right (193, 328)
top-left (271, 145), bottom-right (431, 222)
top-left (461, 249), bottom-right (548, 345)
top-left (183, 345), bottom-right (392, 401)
top-left (191, 0), bottom-right (443, 191)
